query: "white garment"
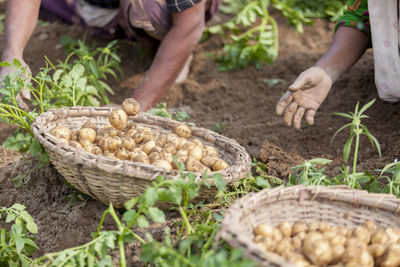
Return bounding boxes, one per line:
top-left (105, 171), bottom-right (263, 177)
top-left (76, 0), bottom-right (119, 28)
top-left (368, 0), bottom-right (400, 102)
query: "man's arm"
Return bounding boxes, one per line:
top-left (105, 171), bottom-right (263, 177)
top-left (276, 26), bottom-right (371, 130)
top-left (132, 0), bottom-right (206, 111)
top-left (2, 0), bottom-right (41, 63)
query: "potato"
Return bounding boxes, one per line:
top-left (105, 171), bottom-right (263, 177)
top-left (70, 131), bottom-right (78, 141)
top-left (192, 139), bottom-right (203, 148)
top-left (344, 249), bottom-right (373, 267)
top-left (291, 234), bottom-right (303, 250)
top-left (150, 146), bottom-right (163, 154)
top-left (275, 237), bottom-right (293, 254)
top-left (381, 243), bottom-right (400, 267)
top-left (212, 159), bottom-right (229, 171)
top-left (103, 127), bottom-right (119, 137)
top-left (352, 226), bottom-right (371, 245)
top-left (302, 232), bottom-right (332, 265)
top-left (69, 141), bottom-right (83, 149)
top-left (142, 140), bottom-right (155, 155)
top-left (371, 229), bottom-right (390, 244)
top-left (318, 222), bottom-right (333, 233)
top-left (254, 224), bottom-right (275, 238)
top-left (337, 226), bottom-right (352, 237)
top-left (385, 228), bottom-right (400, 244)
top-left (163, 143), bottom-right (177, 154)
top-left (331, 244), bottom-right (345, 264)
top-left (278, 221), bottom-right (292, 238)
top-left (363, 221), bottom-right (377, 233)
top-left (308, 221), bottom-right (320, 232)
top-left (152, 159), bottom-right (172, 171)
top-left (132, 131), bottom-right (144, 144)
top-left (82, 122), bottom-right (98, 132)
top-left (116, 149), bottom-right (130, 160)
top-left (203, 145), bottom-right (219, 157)
top-left (330, 235), bottom-right (347, 246)
top-left (78, 128), bottom-right (96, 143)
top-left (148, 152), bottom-right (161, 163)
top-left (117, 130), bottom-right (125, 138)
top-left (160, 152), bottom-right (173, 163)
top-left (132, 154), bottom-right (149, 164)
top-left (142, 131), bottom-right (154, 143)
top-left (125, 128), bottom-right (137, 138)
top-left (124, 121), bottom-right (137, 131)
top-left (79, 138), bottom-right (92, 148)
top-left (122, 98), bottom-right (140, 116)
top-left (189, 146), bottom-right (203, 161)
top-left (50, 125), bottom-right (72, 141)
top-left (176, 149), bottom-right (189, 158)
top-left (155, 135), bottom-right (167, 147)
top-left (182, 142), bottom-right (197, 151)
top-left (166, 133), bottom-right (179, 146)
top-left (255, 236), bottom-right (276, 252)
top-left (121, 137), bottom-right (135, 151)
top-left (174, 124), bottom-right (191, 139)
top-left (186, 157), bottom-right (210, 173)
top-left (109, 109), bottom-right (128, 130)
top-left (176, 138), bottom-right (188, 150)
top-left (105, 136), bottom-right (122, 152)
top-left (83, 144), bottom-right (102, 155)
top-left (368, 243), bottom-right (386, 258)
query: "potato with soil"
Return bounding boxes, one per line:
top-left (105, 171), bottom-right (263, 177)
top-left (78, 128), bottom-right (96, 143)
top-left (122, 98), bottom-right (140, 116)
top-left (174, 124), bottom-right (191, 139)
top-left (109, 109), bottom-right (128, 130)
top-left (50, 125), bottom-right (72, 141)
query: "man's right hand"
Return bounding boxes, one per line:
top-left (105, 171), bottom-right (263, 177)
top-left (276, 67), bottom-right (332, 130)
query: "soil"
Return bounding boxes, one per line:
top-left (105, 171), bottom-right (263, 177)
top-left (1, 2), bottom-right (400, 263)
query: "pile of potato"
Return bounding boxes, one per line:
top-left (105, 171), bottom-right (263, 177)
top-left (49, 98), bottom-right (229, 172)
top-left (253, 220), bottom-right (400, 267)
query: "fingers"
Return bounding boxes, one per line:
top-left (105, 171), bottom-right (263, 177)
top-left (283, 102), bottom-right (298, 127)
top-left (293, 107), bottom-right (305, 130)
top-left (305, 109), bottom-right (316, 125)
top-left (276, 91), bottom-right (293, 116)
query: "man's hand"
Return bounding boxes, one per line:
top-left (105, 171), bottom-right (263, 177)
top-left (276, 67), bottom-right (332, 130)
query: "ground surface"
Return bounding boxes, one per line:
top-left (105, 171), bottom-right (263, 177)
top-left (0, 3), bottom-right (399, 262)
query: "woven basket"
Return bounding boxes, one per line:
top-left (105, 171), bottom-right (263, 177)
top-left (219, 185), bottom-right (400, 267)
top-left (31, 106), bottom-right (251, 208)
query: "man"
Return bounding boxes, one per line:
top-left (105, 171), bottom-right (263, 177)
top-left (1, 0), bottom-right (219, 110)
top-left (276, 0), bottom-right (400, 130)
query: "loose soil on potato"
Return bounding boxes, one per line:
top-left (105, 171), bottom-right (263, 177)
top-left (0, 2), bottom-right (399, 261)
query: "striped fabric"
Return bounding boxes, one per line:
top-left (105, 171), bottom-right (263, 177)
top-left (166, 0), bottom-right (202, 12)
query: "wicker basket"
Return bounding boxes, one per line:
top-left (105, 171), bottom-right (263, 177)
top-left (218, 185), bottom-right (400, 267)
top-left (31, 106), bottom-right (251, 208)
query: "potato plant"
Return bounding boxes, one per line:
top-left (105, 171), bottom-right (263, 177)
top-left (253, 220), bottom-right (400, 266)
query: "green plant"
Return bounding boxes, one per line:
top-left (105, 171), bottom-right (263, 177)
top-left (205, 0), bottom-right (346, 70)
top-left (287, 158), bottom-right (333, 186)
top-left (1, 39), bottom-right (121, 164)
top-left (0, 204), bottom-right (38, 267)
top-left (331, 99), bottom-right (381, 189)
top-left (211, 122), bottom-right (225, 135)
top-left (378, 160), bottom-right (400, 197)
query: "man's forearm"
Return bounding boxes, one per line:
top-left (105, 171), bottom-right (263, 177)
top-left (315, 26), bottom-right (371, 82)
top-left (132, 1), bottom-right (206, 110)
top-left (2, 0), bottom-right (41, 60)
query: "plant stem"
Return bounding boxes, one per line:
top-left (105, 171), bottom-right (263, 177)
top-left (352, 130), bottom-right (360, 189)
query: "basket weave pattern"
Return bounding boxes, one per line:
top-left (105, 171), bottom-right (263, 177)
top-left (31, 106), bottom-right (251, 208)
top-left (219, 185), bottom-right (400, 266)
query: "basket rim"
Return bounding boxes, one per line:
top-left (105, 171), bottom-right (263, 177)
top-left (218, 185), bottom-right (400, 266)
top-left (31, 106), bottom-right (252, 182)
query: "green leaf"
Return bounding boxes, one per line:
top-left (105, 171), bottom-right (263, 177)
top-left (124, 198), bottom-right (138, 210)
top-left (6, 212), bottom-right (16, 223)
top-left (308, 158), bottom-right (333, 165)
top-left (52, 69), bottom-right (64, 83)
top-left (28, 139), bottom-right (41, 156)
top-left (144, 187), bottom-right (158, 207)
top-left (256, 177), bottom-right (270, 188)
top-left (358, 99), bottom-right (375, 115)
top-left (343, 135), bottom-right (354, 163)
top-left (15, 236), bottom-right (25, 253)
top-left (147, 207), bottom-right (165, 223)
top-left (137, 215), bottom-right (149, 228)
top-left (213, 173), bottom-right (227, 192)
top-left (0, 61), bottom-right (12, 67)
top-left (122, 210), bottom-right (136, 224)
